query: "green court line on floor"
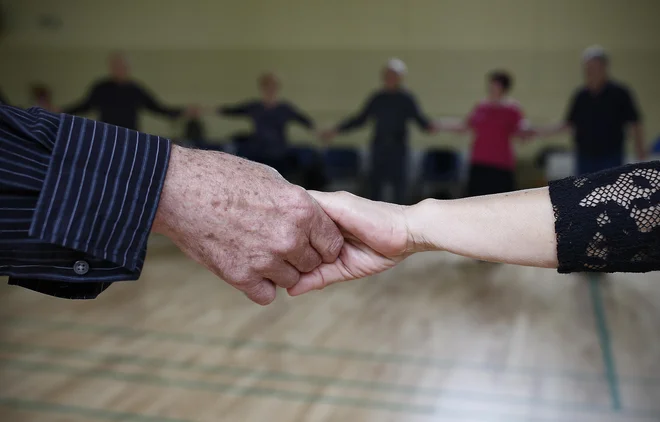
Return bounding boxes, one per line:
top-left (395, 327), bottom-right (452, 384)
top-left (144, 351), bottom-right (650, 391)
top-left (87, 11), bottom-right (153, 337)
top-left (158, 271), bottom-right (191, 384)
top-left (589, 275), bottom-right (622, 411)
top-left (2, 356), bottom-right (659, 421)
top-left (0, 357), bottom-right (434, 415)
top-left (0, 341), bottom-right (618, 414)
top-left (0, 397), bottom-right (193, 422)
top-left (0, 316), bottom-right (637, 384)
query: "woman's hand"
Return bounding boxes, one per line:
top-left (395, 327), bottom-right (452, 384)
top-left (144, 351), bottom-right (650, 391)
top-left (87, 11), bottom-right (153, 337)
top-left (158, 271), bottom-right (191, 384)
top-left (287, 191), bottom-right (414, 296)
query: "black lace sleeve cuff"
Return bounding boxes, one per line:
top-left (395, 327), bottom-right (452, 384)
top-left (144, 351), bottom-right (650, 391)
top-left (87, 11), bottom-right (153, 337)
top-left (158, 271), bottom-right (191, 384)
top-left (549, 161), bottom-right (660, 273)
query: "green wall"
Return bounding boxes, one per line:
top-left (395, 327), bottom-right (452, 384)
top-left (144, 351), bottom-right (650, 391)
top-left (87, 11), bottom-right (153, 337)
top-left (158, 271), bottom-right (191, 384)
top-left (1, 0), bottom-right (659, 158)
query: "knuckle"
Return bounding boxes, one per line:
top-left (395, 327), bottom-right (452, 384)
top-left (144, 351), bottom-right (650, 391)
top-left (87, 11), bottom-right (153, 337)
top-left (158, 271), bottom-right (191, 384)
top-left (326, 233), bottom-right (344, 257)
top-left (290, 185), bottom-right (309, 202)
top-left (277, 235), bottom-right (302, 254)
top-left (230, 268), bottom-right (254, 285)
top-left (253, 256), bottom-right (276, 273)
top-left (265, 256), bottom-right (281, 272)
top-left (301, 257), bottom-right (322, 273)
top-left (288, 188), bottom-right (315, 219)
top-left (252, 260), bottom-right (268, 273)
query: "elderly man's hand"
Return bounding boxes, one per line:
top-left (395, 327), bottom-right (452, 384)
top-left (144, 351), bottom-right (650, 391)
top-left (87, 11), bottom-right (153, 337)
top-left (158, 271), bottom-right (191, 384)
top-left (152, 146), bottom-right (343, 305)
top-left (288, 191), bottom-right (413, 296)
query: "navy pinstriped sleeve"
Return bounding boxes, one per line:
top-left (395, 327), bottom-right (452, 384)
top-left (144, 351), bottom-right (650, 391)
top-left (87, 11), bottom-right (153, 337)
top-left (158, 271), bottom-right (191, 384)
top-left (0, 105), bottom-right (171, 299)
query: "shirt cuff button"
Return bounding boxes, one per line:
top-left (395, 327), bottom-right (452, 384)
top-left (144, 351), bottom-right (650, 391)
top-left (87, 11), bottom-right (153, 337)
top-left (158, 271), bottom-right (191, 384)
top-left (74, 260), bottom-right (90, 275)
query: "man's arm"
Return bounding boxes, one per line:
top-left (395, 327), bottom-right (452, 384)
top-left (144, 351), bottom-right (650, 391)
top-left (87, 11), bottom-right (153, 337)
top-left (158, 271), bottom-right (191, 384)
top-left (336, 95), bottom-right (376, 133)
top-left (218, 102), bottom-right (253, 117)
top-left (140, 86), bottom-right (184, 119)
top-left (320, 95), bottom-right (376, 142)
top-left (287, 104), bottom-right (315, 130)
top-left (408, 95), bottom-right (435, 133)
top-left (0, 105), bottom-right (170, 299)
top-left (530, 122), bottom-right (572, 137)
top-left (0, 105), bottom-right (342, 303)
top-left (631, 123), bottom-right (646, 160)
top-left (622, 88), bottom-right (645, 160)
top-left (62, 85), bottom-right (97, 116)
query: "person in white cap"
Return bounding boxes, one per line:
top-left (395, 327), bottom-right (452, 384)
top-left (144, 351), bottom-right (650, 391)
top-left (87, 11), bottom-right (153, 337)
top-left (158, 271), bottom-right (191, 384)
top-left (530, 45), bottom-right (646, 175)
top-left (321, 58), bottom-right (438, 204)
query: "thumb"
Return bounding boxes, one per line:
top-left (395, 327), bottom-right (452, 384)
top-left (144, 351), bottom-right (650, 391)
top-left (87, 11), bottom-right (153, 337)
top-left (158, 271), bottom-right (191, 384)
top-left (308, 191), bottom-right (377, 238)
top-left (307, 191), bottom-right (348, 221)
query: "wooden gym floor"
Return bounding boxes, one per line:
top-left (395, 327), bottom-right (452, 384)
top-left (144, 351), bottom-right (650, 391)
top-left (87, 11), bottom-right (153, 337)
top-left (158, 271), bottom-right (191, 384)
top-left (0, 235), bottom-right (659, 422)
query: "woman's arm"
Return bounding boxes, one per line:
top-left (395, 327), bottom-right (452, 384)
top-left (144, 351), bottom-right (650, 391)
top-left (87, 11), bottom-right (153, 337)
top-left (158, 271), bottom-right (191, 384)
top-left (289, 161), bottom-right (660, 295)
top-left (435, 117), bottom-right (471, 134)
top-left (409, 188), bottom-right (557, 267)
top-left (530, 122), bottom-right (572, 137)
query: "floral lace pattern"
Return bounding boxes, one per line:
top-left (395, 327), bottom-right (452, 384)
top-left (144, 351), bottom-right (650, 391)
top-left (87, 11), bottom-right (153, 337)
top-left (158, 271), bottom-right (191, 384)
top-left (549, 162), bottom-right (660, 273)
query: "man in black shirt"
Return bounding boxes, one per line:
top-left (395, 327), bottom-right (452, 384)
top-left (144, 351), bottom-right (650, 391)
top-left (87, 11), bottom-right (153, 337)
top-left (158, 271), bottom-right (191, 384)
top-left (533, 46), bottom-right (645, 175)
top-left (322, 59), bottom-right (437, 204)
top-left (63, 53), bottom-right (190, 131)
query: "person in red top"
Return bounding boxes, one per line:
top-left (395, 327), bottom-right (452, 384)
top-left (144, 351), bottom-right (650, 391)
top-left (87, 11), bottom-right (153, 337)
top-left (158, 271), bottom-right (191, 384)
top-left (438, 71), bottom-right (529, 196)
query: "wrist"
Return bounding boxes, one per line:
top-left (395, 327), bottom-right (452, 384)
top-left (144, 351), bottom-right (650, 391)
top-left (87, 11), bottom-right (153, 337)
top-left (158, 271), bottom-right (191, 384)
top-left (404, 198), bottom-right (447, 253)
top-left (152, 144), bottom-right (183, 236)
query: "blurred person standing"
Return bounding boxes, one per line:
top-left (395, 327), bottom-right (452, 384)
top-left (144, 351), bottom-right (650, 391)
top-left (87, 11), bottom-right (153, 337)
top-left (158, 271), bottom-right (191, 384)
top-left (62, 52), bottom-right (192, 131)
top-left (215, 72), bottom-right (318, 178)
top-left (437, 71), bottom-right (529, 196)
top-left (532, 45), bottom-right (645, 175)
top-left (322, 59), bottom-right (438, 204)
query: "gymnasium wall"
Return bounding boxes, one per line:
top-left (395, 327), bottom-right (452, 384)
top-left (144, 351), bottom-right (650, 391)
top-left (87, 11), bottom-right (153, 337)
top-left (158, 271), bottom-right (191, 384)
top-left (1, 0), bottom-right (659, 158)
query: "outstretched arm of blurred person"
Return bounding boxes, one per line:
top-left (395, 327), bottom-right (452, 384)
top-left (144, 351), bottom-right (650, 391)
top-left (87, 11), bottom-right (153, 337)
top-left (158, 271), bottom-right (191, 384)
top-left (631, 122), bottom-right (647, 161)
top-left (408, 94), bottom-right (438, 134)
top-left (529, 122), bottom-right (572, 137)
top-left (61, 85), bottom-right (98, 116)
top-left (139, 86), bottom-right (186, 119)
top-left (529, 91), bottom-right (578, 138)
top-left (435, 117), bottom-right (471, 134)
top-left (283, 103), bottom-right (313, 129)
top-left (321, 95), bottom-right (377, 141)
top-left (289, 161), bottom-right (660, 295)
top-left (616, 85), bottom-right (647, 161)
top-left (0, 104), bottom-right (343, 303)
top-left (217, 102), bottom-right (254, 117)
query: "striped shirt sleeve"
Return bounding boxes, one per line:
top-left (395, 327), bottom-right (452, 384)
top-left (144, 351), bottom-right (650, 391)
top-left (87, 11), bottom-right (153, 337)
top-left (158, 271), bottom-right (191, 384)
top-left (0, 105), bottom-right (171, 298)
top-left (30, 113), bottom-right (170, 271)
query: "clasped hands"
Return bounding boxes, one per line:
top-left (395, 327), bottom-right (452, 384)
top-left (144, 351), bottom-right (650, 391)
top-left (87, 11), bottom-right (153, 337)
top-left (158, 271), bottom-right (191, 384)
top-left (153, 146), bottom-right (421, 305)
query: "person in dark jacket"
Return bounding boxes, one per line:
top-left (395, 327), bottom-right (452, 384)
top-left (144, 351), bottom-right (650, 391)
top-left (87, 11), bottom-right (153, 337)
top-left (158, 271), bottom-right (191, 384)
top-left (62, 53), bottom-right (192, 131)
top-left (322, 59), bottom-right (438, 204)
